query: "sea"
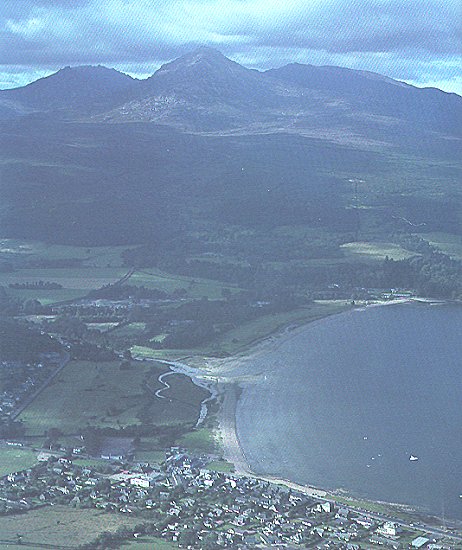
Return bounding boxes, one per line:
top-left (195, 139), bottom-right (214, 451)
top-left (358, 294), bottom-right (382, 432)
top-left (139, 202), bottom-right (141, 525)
top-left (235, 304), bottom-right (462, 519)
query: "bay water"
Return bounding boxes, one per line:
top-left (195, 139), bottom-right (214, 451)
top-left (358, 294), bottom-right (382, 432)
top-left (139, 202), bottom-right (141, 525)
top-left (236, 304), bottom-right (462, 519)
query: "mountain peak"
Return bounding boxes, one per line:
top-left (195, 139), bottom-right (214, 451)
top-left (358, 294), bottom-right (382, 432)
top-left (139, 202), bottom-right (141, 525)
top-left (155, 47), bottom-right (240, 76)
top-left (1, 64), bottom-right (137, 113)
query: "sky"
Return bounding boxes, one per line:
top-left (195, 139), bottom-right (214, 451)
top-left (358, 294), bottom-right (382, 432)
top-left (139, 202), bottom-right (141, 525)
top-left (1, 0), bottom-right (461, 94)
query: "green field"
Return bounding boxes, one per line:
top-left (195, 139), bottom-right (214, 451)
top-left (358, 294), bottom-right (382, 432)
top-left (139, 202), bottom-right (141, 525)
top-left (128, 268), bottom-right (239, 299)
top-left (132, 302), bottom-right (350, 358)
top-left (131, 346), bottom-right (194, 360)
top-left (205, 301), bottom-right (351, 356)
top-left (1, 266), bottom-right (127, 305)
top-left (0, 447), bottom-right (39, 476)
top-left (110, 322), bottom-right (147, 338)
top-left (19, 360), bottom-right (208, 436)
top-left (0, 267), bottom-right (127, 288)
top-left (205, 459), bottom-right (235, 473)
top-left (341, 241), bottom-right (418, 262)
top-left (178, 427), bottom-right (217, 453)
top-left (86, 322), bottom-right (120, 332)
top-left (0, 506), bottom-right (140, 548)
top-left (0, 239), bottom-right (133, 267)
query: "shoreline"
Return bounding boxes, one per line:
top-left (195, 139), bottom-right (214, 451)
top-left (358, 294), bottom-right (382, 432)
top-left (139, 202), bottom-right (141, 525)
top-left (157, 299), bottom-right (461, 528)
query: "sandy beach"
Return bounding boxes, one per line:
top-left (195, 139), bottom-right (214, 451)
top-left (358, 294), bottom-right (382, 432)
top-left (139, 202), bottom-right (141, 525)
top-left (155, 298), bottom-right (461, 513)
top-left (173, 299), bottom-right (462, 522)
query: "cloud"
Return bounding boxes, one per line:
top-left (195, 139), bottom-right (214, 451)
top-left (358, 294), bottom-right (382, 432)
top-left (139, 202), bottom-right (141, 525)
top-left (0, 0), bottom-right (460, 93)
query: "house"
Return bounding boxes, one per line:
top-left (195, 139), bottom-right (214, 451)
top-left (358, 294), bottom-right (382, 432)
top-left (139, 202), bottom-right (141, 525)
top-left (99, 437), bottom-right (134, 461)
top-left (377, 521), bottom-right (399, 537)
top-left (411, 536), bottom-right (430, 548)
top-left (335, 507), bottom-right (350, 520)
top-left (317, 501), bottom-right (333, 513)
top-left (370, 534), bottom-right (401, 549)
top-left (130, 472), bottom-right (162, 488)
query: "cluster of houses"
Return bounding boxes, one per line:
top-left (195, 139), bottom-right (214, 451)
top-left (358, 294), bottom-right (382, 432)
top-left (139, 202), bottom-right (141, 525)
top-left (0, 448), bottom-right (455, 549)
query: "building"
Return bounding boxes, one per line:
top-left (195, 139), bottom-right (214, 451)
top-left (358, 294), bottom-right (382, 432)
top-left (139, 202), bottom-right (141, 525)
top-left (377, 521), bottom-right (399, 537)
top-left (411, 536), bottom-right (430, 548)
top-left (130, 472), bottom-right (163, 488)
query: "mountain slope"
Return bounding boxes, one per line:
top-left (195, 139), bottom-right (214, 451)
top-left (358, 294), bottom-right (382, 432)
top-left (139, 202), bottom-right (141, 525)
top-left (266, 63), bottom-right (462, 137)
top-left (0, 65), bottom-right (138, 117)
top-left (95, 49), bottom-right (461, 145)
top-left (0, 49), bottom-right (460, 248)
top-left (1, 49), bottom-right (460, 143)
top-left (97, 47), bottom-right (286, 130)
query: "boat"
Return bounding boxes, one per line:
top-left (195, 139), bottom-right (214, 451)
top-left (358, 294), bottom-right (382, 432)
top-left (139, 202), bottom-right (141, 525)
top-left (409, 455), bottom-right (419, 461)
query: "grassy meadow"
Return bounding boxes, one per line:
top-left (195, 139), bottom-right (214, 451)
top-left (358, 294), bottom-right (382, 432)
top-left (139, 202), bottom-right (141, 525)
top-left (18, 360), bottom-right (208, 436)
top-left (0, 447), bottom-right (39, 476)
top-left (340, 241), bottom-right (418, 262)
top-left (128, 268), bottom-right (239, 300)
top-left (0, 506), bottom-right (140, 548)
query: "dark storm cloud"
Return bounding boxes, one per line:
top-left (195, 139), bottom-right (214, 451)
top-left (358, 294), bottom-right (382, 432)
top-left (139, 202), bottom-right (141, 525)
top-left (0, 0), bottom-right (461, 93)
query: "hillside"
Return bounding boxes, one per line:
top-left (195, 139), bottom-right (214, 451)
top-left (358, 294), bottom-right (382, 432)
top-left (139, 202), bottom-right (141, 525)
top-left (0, 48), bottom-right (460, 249)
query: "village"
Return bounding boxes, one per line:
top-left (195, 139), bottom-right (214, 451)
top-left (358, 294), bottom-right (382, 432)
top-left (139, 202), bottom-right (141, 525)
top-left (0, 447), bottom-right (457, 549)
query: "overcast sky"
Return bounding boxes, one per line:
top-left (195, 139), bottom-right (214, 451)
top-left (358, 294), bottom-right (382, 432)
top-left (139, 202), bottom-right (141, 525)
top-left (1, 0), bottom-right (461, 94)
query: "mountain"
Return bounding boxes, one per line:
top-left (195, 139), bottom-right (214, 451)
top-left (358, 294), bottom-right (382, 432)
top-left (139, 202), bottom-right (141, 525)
top-left (97, 48), bottom-right (462, 144)
top-left (266, 63), bottom-right (462, 138)
top-left (0, 49), bottom-right (460, 247)
top-left (97, 47), bottom-right (285, 130)
top-left (1, 49), bottom-right (460, 141)
top-left (0, 65), bottom-right (138, 117)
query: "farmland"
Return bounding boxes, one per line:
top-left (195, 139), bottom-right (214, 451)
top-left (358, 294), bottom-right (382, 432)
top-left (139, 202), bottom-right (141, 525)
top-left (0, 447), bottom-right (38, 477)
top-left (340, 241), bottom-right (418, 262)
top-left (18, 360), bottom-right (209, 436)
top-left (0, 505), bottom-right (141, 548)
top-left (128, 268), bottom-right (239, 300)
top-left (0, 266), bottom-right (127, 305)
top-left (0, 239), bottom-right (132, 267)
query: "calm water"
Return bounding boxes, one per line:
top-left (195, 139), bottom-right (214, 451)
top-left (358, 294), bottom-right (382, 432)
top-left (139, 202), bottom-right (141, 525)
top-left (236, 304), bottom-right (462, 519)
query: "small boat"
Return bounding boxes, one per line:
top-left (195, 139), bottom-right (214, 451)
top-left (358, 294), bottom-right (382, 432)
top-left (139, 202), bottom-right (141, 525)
top-left (409, 455), bottom-right (419, 461)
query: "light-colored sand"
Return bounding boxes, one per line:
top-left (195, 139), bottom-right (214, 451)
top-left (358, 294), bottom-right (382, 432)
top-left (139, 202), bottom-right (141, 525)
top-left (160, 300), bottom-right (420, 499)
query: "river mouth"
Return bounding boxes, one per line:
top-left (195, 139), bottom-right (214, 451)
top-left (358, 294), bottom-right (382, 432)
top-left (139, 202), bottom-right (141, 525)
top-left (234, 304), bottom-right (462, 520)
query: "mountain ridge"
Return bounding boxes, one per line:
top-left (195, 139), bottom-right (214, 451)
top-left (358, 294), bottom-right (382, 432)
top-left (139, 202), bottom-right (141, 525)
top-left (0, 48), bottom-right (460, 141)
top-left (0, 48), bottom-right (460, 249)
